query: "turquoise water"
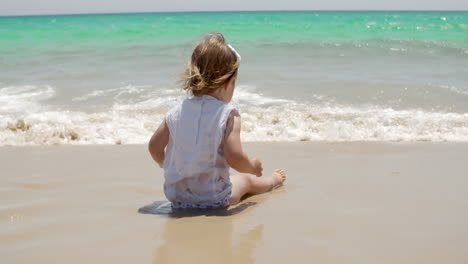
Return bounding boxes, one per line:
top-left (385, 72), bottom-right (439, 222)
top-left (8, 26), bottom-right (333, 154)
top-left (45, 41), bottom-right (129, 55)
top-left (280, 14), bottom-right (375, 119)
top-left (1, 11), bottom-right (468, 145)
top-left (2, 11), bottom-right (468, 50)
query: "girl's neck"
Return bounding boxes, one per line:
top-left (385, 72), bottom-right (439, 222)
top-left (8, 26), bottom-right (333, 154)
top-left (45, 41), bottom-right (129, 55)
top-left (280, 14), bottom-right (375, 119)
top-left (207, 89), bottom-right (229, 103)
top-left (205, 76), bottom-right (236, 103)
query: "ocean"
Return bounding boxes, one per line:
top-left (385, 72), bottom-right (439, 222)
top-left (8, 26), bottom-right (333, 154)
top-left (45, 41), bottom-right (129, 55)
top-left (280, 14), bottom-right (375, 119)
top-left (1, 11), bottom-right (467, 145)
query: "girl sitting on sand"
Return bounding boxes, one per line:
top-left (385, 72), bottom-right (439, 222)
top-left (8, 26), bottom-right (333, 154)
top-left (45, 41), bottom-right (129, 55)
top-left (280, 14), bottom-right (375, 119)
top-left (148, 32), bottom-right (286, 209)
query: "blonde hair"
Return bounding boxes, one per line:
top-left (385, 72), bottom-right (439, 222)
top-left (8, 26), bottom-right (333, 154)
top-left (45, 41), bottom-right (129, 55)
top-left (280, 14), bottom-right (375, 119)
top-left (180, 32), bottom-right (240, 96)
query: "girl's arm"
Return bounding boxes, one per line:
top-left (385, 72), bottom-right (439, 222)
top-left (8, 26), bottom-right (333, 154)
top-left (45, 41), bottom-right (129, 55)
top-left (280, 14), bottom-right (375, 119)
top-left (224, 110), bottom-right (263, 176)
top-left (148, 119), bottom-right (170, 168)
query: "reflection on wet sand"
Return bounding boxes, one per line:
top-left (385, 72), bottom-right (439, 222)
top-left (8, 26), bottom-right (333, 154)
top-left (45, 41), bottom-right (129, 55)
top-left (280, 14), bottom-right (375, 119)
top-left (154, 216), bottom-right (263, 264)
top-left (139, 201), bottom-right (263, 264)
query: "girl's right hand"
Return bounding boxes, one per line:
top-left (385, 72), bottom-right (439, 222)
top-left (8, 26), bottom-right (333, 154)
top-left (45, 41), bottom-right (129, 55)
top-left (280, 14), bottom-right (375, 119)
top-left (250, 158), bottom-right (263, 177)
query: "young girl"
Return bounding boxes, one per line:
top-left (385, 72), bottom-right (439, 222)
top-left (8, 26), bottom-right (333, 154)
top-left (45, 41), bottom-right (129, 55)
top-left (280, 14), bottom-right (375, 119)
top-left (148, 32), bottom-right (286, 209)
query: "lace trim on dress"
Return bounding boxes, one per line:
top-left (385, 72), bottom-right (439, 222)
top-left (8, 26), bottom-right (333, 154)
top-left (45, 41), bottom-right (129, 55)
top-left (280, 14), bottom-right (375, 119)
top-left (171, 190), bottom-right (231, 209)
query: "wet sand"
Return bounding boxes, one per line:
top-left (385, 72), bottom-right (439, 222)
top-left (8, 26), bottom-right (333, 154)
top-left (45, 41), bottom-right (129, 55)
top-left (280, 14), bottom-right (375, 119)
top-left (1, 142), bottom-right (468, 263)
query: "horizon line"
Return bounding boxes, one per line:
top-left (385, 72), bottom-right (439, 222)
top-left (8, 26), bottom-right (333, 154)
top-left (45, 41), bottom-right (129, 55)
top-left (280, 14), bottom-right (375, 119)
top-left (1, 9), bottom-right (467, 18)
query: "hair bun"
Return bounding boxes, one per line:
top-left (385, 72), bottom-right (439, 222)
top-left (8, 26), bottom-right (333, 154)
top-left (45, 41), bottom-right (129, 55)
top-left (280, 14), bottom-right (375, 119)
top-left (179, 32), bottom-right (240, 96)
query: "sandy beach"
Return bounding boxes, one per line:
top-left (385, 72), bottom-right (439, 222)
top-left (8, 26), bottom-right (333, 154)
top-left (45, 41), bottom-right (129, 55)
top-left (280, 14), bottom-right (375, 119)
top-left (1, 142), bottom-right (468, 263)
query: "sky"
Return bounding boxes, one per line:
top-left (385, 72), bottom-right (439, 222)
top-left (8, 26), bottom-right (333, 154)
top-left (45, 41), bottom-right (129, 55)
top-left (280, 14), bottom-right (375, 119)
top-left (1, 0), bottom-right (468, 16)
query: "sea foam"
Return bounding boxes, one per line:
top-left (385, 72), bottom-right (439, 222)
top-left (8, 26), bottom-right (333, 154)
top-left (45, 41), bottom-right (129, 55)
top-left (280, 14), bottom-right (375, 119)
top-left (1, 85), bottom-right (468, 146)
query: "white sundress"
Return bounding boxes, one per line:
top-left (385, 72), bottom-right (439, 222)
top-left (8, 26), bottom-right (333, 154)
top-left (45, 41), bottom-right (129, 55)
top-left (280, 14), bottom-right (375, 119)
top-left (163, 95), bottom-right (238, 209)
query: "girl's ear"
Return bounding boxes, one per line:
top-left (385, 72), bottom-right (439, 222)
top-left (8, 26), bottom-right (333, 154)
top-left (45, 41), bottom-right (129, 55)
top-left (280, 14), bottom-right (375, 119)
top-left (224, 76), bottom-right (233, 90)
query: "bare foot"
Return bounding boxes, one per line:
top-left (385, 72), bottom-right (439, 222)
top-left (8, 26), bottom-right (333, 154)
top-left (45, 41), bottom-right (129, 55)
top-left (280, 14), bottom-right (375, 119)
top-left (271, 169), bottom-right (287, 189)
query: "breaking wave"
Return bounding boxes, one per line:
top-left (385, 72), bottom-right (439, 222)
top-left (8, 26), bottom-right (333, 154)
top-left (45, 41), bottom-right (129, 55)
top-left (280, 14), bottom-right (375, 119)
top-left (1, 84), bottom-right (468, 146)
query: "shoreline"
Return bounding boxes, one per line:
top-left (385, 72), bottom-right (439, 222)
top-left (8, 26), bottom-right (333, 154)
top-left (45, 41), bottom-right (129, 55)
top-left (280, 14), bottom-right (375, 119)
top-left (2, 142), bottom-right (468, 263)
top-left (2, 140), bottom-right (468, 148)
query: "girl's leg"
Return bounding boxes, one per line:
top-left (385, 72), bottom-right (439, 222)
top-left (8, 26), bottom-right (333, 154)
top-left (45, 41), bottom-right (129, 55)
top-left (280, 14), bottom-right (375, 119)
top-left (229, 169), bottom-right (286, 205)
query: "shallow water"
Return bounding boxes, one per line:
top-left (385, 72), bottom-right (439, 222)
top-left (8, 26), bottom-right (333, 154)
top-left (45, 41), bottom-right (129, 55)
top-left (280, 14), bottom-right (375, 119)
top-left (1, 11), bottom-right (467, 145)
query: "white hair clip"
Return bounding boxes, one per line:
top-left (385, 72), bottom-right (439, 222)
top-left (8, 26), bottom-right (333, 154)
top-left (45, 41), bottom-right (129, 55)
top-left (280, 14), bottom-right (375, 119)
top-left (228, 44), bottom-right (242, 61)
